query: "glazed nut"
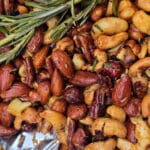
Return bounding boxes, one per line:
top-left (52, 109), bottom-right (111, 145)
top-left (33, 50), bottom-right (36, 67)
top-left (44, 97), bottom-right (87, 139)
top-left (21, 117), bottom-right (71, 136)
top-left (112, 75), bottom-right (131, 107)
top-left (0, 125), bottom-right (17, 137)
top-left (55, 37), bottom-right (74, 52)
top-left (91, 17), bottom-right (128, 39)
top-left (64, 86), bottom-right (82, 104)
top-left (57, 131), bottom-right (67, 145)
top-left (51, 99), bottom-right (67, 114)
top-left (85, 138), bottom-right (116, 150)
top-left (51, 50), bottom-right (74, 79)
top-left (0, 103), bottom-right (14, 127)
top-left (91, 118), bottom-right (127, 138)
top-left (137, 0), bottom-right (150, 12)
top-left (72, 53), bottom-right (85, 70)
top-left (124, 98), bottom-right (141, 117)
top-left (36, 70), bottom-right (50, 82)
top-left (3, 0), bottom-right (14, 14)
top-left (27, 27), bottom-right (44, 53)
top-left (0, 0), bottom-right (3, 14)
top-left (79, 115), bottom-right (94, 126)
top-left (118, 0), bottom-right (136, 20)
top-left (141, 94), bottom-right (150, 117)
top-left (72, 128), bottom-right (87, 149)
top-left (46, 17), bottom-right (58, 29)
top-left (67, 104), bottom-right (87, 120)
top-left (45, 56), bottom-right (54, 77)
top-left (106, 105), bottom-right (126, 122)
top-left (40, 110), bottom-right (67, 131)
top-left (91, 5), bottom-right (105, 21)
top-left (33, 46), bottom-right (49, 70)
top-left (17, 5), bottom-right (28, 14)
top-left (132, 10), bottom-right (150, 35)
top-left (95, 32), bottom-right (128, 50)
top-left (128, 24), bottom-right (144, 41)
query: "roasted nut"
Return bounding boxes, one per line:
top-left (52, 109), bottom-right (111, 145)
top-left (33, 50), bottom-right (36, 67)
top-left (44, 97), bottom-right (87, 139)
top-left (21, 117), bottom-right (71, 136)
top-left (37, 80), bottom-right (51, 104)
top-left (14, 107), bottom-right (40, 130)
top-left (72, 128), bottom-right (87, 149)
top-left (3, 0), bottom-right (14, 14)
top-left (23, 57), bottom-right (34, 86)
top-left (94, 49), bottom-right (107, 71)
top-left (128, 24), bottom-right (144, 41)
top-left (95, 32), bottom-right (128, 50)
top-left (118, 0), bottom-right (136, 20)
top-left (51, 99), bottom-right (67, 113)
top-left (100, 61), bottom-right (123, 79)
top-left (0, 103), bottom-right (14, 127)
top-left (51, 68), bottom-right (63, 96)
top-left (0, 82), bottom-right (30, 100)
top-left (45, 56), bottom-right (54, 77)
top-left (105, 0), bottom-right (113, 16)
top-left (91, 17), bottom-right (128, 39)
top-left (55, 37), bottom-right (74, 52)
top-left (0, 0), bottom-right (3, 14)
top-left (0, 64), bottom-right (15, 92)
top-left (141, 94), bottom-right (150, 117)
top-left (84, 83), bottom-right (100, 105)
top-left (46, 17), bottom-right (58, 29)
top-left (57, 131), bottom-right (67, 145)
top-left (40, 110), bottom-right (67, 131)
top-left (126, 40), bottom-right (141, 56)
top-left (7, 98), bottom-right (31, 116)
top-left (91, 118), bottom-right (127, 138)
top-left (137, 0), bottom-right (150, 12)
top-left (73, 32), bottom-right (94, 63)
top-left (107, 105), bottom-right (126, 122)
top-left (64, 86), bottom-right (82, 104)
top-left (29, 90), bottom-right (41, 103)
top-left (85, 138), bottom-right (116, 150)
top-left (70, 71), bottom-right (98, 87)
top-left (79, 115), bottom-right (94, 126)
top-left (27, 27), bottom-right (44, 53)
top-left (124, 98), bottom-right (141, 117)
top-left (17, 5), bottom-right (28, 14)
top-left (36, 70), bottom-right (50, 82)
top-left (33, 46), bottom-right (49, 70)
top-left (132, 10), bottom-right (150, 35)
top-left (112, 75), bottom-right (131, 107)
top-left (67, 104), bottom-right (87, 120)
top-left (91, 5), bottom-right (105, 21)
top-left (126, 120), bottom-right (137, 143)
top-left (51, 50), bottom-right (74, 78)
top-left (0, 125), bottom-right (17, 137)
top-left (72, 53), bottom-right (85, 70)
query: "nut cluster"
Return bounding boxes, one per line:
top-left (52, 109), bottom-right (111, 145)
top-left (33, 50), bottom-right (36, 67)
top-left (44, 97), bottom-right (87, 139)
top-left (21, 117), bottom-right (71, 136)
top-left (0, 0), bottom-right (150, 150)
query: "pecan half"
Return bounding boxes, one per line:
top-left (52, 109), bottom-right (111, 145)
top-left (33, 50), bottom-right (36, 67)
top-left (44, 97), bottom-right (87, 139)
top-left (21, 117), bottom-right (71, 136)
top-left (70, 71), bottom-right (98, 87)
top-left (23, 57), bottom-right (34, 86)
top-left (3, 0), bottom-right (14, 14)
top-left (73, 32), bottom-right (94, 63)
top-left (0, 125), bottom-right (17, 137)
top-left (27, 27), bottom-right (44, 53)
top-left (0, 0), bottom-right (3, 14)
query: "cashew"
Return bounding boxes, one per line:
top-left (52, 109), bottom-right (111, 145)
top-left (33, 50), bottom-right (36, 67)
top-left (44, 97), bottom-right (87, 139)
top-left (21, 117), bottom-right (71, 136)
top-left (148, 117), bottom-right (150, 126)
top-left (46, 17), bottom-right (58, 29)
top-left (94, 49), bottom-right (108, 71)
top-left (43, 29), bottom-right (54, 44)
top-left (40, 110), bottom-right (67, 131)
top-left (72, 53), bottom-right (85, 70)
top-left (91, 118), bottom-right (127, 138)
top-left (91, 17), bottom-right (128, 39)
top-left (131, 117), bottom-right (150, 150)
top-left (79, 115), bottom-right (94, 126)
top-left (55, 37), bottom-right (74, 52)
top-left (84, 83), bottom-right (100, 105)
top-left (57, 130), bottom-right (67, 145)
top-left (118, 0), bottom-right (136, 20)
top-left (137, 0), bottom-right (150, 12)
top-left (141, 93), bottom-right (150, 117)
top-left (106, 105), bottom-right (126, 122)
top-left (129, 57), bottom-right (150, 77)
top-left (132, 10), bottom-right (150, 35)
top-left (95, 32), bottom-right (128, 50)
top-left (106, 0), bottom-right (113, 16)
top-left (117, 138), bottom-right (137, 150)
top-left (85, 138), bottom-right (116, 150)
top-left (14, 107), bottom-right (40, 130)
top-left (148, 38), bottom-right (150, 55)
top-left (7, 98), bottom-right (31, 116)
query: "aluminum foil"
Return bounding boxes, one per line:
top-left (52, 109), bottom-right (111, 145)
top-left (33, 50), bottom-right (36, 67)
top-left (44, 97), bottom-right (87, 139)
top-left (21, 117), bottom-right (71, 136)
top-left (0, 131), bottom-right (59, 150)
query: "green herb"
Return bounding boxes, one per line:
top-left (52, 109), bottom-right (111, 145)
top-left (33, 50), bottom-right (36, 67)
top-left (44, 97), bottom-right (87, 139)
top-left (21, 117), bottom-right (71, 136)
top-left (92, 59), bottom-right (98, 72)
top-left (94, 24), bottom-right (103, 32)
top-left (112, 0), bottom-right (118, 16)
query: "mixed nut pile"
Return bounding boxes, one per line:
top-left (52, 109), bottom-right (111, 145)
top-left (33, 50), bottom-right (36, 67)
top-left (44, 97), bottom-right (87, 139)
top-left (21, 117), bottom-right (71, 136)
top-left (0, 0), bottom-right (150, 150)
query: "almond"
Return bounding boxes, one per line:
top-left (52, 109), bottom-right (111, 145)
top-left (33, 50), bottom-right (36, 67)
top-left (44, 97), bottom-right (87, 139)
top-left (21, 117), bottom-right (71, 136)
top-left (37, 81), bottom-right (51, 104)
top-left (69, 71), bottom-right (98, 87)
top-left (51, 50), bottom-right (74, 78)
top-left (0, 83), bottom-right (30, 100)
top-left (112, 75), bottom-right (131, 107)
top-left (51, 68), bottom-right (64, 96)
top-left (0, 64), bottom-right (15, 92)
top-left (33, 45), bottom-right (49, 70)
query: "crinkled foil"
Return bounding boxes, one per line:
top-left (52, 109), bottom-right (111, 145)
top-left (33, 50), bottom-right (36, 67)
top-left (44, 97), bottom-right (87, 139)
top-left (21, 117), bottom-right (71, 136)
top-left (0, 131), bottom-right (59, 150)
